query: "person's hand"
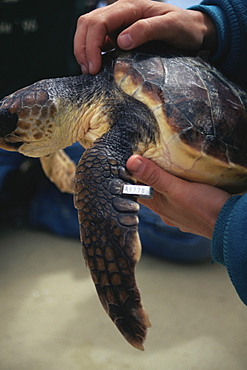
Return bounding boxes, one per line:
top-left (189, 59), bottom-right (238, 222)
top-left (74, 0), bottom-right (217, 75)
top-left (126, 155), bottom-right (231, 239)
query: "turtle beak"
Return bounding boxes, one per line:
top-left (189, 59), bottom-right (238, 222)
top-left (0, 108), bottom-right (22, 151)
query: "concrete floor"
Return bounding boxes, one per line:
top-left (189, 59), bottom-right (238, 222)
top-left (1, 227), bottom-right (247, 370)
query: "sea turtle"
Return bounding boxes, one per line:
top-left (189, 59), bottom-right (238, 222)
top-left (0, 42), bottom-right (247, 350)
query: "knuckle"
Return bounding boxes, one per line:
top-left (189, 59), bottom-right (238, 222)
top-left (132, 19), bottom-right (151, 41)
top-left (143, 168), bottom-right (162, 187)
top-left (77, 11), bottom-right (100, 27)
top-left (77, 14), bottom-right (88, 27)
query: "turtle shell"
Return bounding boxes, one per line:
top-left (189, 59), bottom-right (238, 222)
top-left (113, 47), bottom-right (247, 193)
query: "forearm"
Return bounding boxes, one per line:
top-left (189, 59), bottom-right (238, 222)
top-left (190, 0), bottom-right (247, 86)
top-left (212, 194), bottom-right (247, 305)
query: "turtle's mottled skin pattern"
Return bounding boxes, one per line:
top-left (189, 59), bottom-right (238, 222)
top-left (0, 42), bottom-right (247, 349)
top-left (73, 99), bottom-right (155, 349)
top-left (75, 141), bottom-right (150, 348)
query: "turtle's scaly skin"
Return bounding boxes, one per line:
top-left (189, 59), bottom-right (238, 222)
top-left (0, 43), bottom-right (247, 349)
top-left (75, 143), bottom-right (151, 349)
top-left (40, 150), bottom-right (76, 193)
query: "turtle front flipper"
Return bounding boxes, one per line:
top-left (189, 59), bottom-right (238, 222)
top-left (74, 135), bottom-right (151, 350)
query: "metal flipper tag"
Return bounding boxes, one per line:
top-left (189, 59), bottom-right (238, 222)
top-left (122, 184), bottom-right (153, 199)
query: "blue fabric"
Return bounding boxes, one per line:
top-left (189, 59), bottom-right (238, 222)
top-left (0, 149), bottom-right (24, 189)
top-left (29, 143), bottom-right (82, 238)
top-left (190, 0), bottom-right (247, 86)
top-left (29, 176), bottom-right (80, 238)
top-left (212, 195), bottom-right (247, 305)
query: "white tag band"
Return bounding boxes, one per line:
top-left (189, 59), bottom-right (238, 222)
top-left (122, 184), bottom-right (153, 198)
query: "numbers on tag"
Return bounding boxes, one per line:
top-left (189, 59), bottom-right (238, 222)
top-left (122, 184), bottom-right (153, 198)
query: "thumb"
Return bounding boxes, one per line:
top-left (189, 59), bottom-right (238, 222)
top-left (126, 155), bottom-right (174, 194)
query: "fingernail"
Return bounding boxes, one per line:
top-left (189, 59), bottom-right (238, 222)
top-left (128, 157), bottom-right (145, 174)
top-left (118, 33), bottom-right (133, 49)
top-left (80, 64), bottom-right (88, 74)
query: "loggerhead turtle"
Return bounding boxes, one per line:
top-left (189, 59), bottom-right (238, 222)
top-left (0, 42), bottom-right (247, 350)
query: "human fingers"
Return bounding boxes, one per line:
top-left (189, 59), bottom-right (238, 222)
top-left (74, 0), bottom-right (147, 74)
top-left (126, 154), bottom-right (180, 194)
top-left (117, 8), bottom-right (213, 51)
top-left (127, 155), bottom-right (231, 238)
top-left (74, 0), bottom-right (183, 74)
top-left (74, 0), bottom-right (216, 74)
top-left (126, 154), bottom-right (190, 227)
top-left (74, 9), bottom-right (108, 74)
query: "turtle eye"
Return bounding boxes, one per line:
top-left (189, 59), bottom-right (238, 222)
top-left (0, 109), bottom-right (18, 137)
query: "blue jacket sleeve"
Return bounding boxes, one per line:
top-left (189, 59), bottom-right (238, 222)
top-left (189, 0), bottom-right (247, 87)
top-left (212, 195), bottom-right (247, 305)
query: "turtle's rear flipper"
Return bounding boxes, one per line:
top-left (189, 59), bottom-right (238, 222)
top-left (40, 150), bottom-right (76, 194)
top-left (74, 138), bottom-right (151, 350)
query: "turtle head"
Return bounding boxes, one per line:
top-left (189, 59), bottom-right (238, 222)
top-left (0, 79), bottom-right (79, 157)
